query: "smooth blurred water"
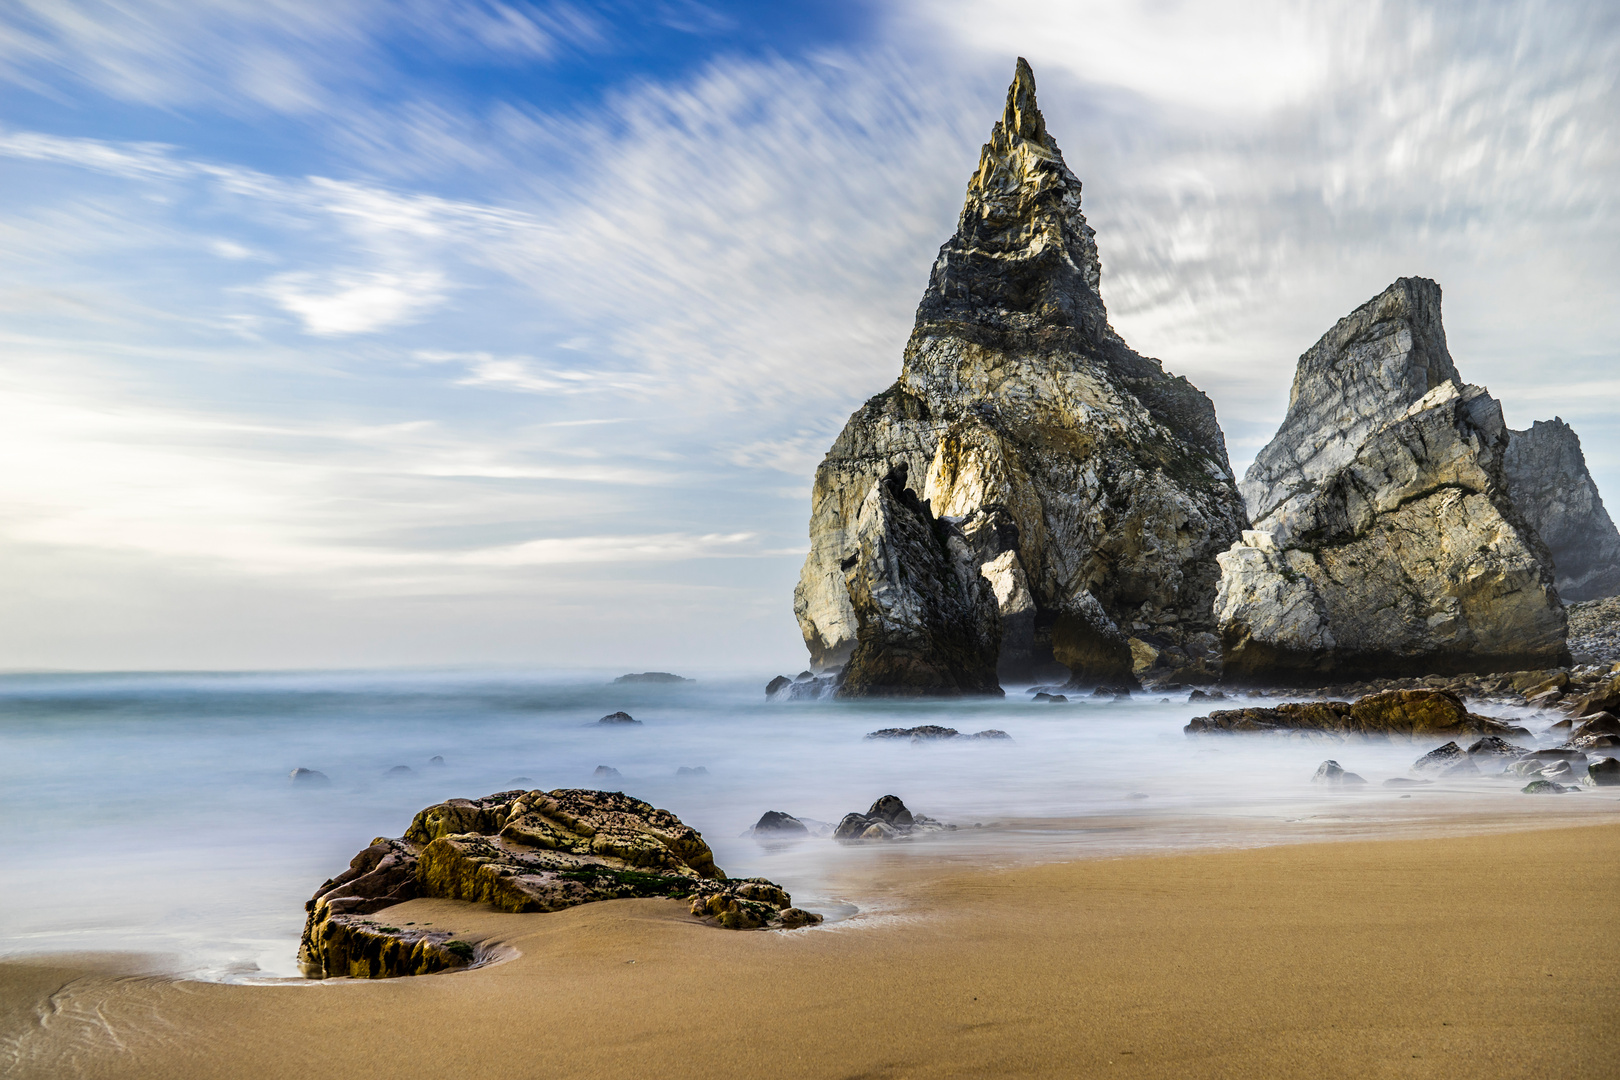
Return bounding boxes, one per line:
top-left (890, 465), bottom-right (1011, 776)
top-left (0, 668), bottom-right (1596, 980)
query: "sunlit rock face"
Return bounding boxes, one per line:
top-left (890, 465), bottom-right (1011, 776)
top-left (1220, 278), bottom-right (1568, 682)
top-left (794, 58), bottom-right (1247, 691)
top-left (1503, 418), bottom-right (1620, 602)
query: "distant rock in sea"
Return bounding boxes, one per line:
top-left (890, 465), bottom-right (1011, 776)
top-left (1218, 278), bottom-right (1567, 682)
top-left (751, 811), bottom-right (809, 836)
top-left (832, 795), bottom-right (954, 842)
top-left (793, 58), bottom-right (1246, 694)
top-left (1184, 689), bottom-right (1528, 738)
top-left (384, 765), bottom-right (414, 777)
top-left (299, 788), bottom-right (821, 978)
top-left (593, 765), bottom-right (621, 779)
top-left (765, 671), bottom-right (837, 700)
top-left (598, 711), bottom-right (640, 725)
top-left (865, 725), bottom-right (1012, 742)
top-left (1311, 760), bottom-right (1366, 785)
top-left (289, 767), bottom-right (329, 785)
top-left (1503, 418), bottom-right (1620, 602)
top-left (613, 672), bottom-right (693, 684)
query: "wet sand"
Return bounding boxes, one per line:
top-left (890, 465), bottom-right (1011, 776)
top-left (4, 822), bottom-right (1618, 1079)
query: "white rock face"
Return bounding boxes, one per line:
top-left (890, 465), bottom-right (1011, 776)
top-left (1503, 418), bottom-right (1620, 602)
top-left (793, 59), bottom-right (1247, 688)
top-left (1220, 279), bottom-right (1567, 681)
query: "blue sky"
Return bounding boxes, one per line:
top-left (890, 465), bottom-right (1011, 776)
top-left (2, 0), bottom-right (1617, 671)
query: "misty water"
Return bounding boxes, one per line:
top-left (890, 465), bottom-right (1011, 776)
top-left (0, 669), bottom-right (1596, 981)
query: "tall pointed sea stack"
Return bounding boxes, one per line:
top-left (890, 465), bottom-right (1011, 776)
top-left (795, 59), bottom-right (1247, 694)
top-left (1218, 278), bottom-right (1568, 682)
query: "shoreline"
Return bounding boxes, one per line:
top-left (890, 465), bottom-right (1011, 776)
top-left (5, 818), bottom-right (1617, 1079)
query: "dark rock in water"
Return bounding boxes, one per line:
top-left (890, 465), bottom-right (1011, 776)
top-left (1588, 757), bottom-right (1620, 786)
top-left (751, 811), bottom-right (809, 835)
top-left (1522, 779), bottom-right (1576, 794)
top-left (1220, 278), bottom-right (1566, 682)
top-left (1188, 689), bottom-right (1226, 702)
top-left (1569, 732), bottom-right (1620, 750)
top-left (836, 465), bottom-right (1004, 698)
top-left (598, 711), bottom-right (640, 725)
top-left (1522, 747), bottom-right (1587, 766)
top-left (1570, 713), bottom-right (1620, 738)
top-left (867, 725), bottom-right (960, 740)
top-left (767, 672), bottom-right (839, 701)
top-left (508, 777), bottom-right (533, 786)
top-left (299, 788), bottom-right (819, 978)
top-left (1091, 686), bottom-right (1131, 699)
top-left (796, 671), bottom-right (815, 681)
top-left (833, 795), bottom-right (953, 842)
top-left (384, 765), bottom-right (414, 777)
top-left (793, 59), bottom-right (1246, 690)
top-left (429, 756), bottom-right (445, 767)
top-left (1186, 689), bottom-right (1528, 738)
top-left (1312, 760), bottom-right (1367, 785)
top-left (971, 729), bottom-right (1013, 739)
top-left (676, 766), bottom-right (708, 776)
top-left (290, 767), bottom-right (330, 785)
top-left (1466, 736), bottom-right (1528, 759)
top-left (1383, 777), bottom-right (1433, 786)
top-left (1411, 741), bottom-right (1479, 777)
top-left (613, 672), bottom-right (693, 684)
top-left (1503, 418), bottom-right (1620, 602)
top-left (593, 766), bottom-right (621, 780)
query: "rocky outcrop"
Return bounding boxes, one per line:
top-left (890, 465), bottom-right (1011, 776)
top-left (1503, 419), bottom-right (1620, 602)
top-left (1219, 279), bottom-right (1567, 682)
top-left (299, 789), bottom-right (819, 978)
top-left (794, 58), bottom-right (1246, 691)
top-left (1312, 760), bottom-right (1366, 784)
top-left (1184, 689), bottom-right (1529, 738)
top-left (866, 725), bottom-right (1011, 740)
top-left (838, 465), bottom-right (1003, 697)
top-left (832, 795), bottom-right (953, 841)
top-left (613, 672), bottom-right (693, 683)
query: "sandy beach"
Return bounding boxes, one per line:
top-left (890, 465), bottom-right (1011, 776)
top-left (4, 820), bottom-right (1617, 1079)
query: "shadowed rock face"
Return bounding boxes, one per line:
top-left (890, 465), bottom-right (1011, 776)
top-left (795, 58), bottom-right (1246, 691)
top-left (1218, 279), bottom-right (1567, 682)
top-left (1504, 418), bottom-right (1620, 602)
top-left (299, 789), bottom-right (818, 978)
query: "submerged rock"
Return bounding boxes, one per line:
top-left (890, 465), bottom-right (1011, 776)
top-left (1503, 418), bottom-right (1620, 602)
top-left (1185, 689), bottom-right (1528, 738)
top-left (1219, 278), bottom-right (1567, 683)
top-left (598, 711), bottom-right (640, 725)
top-left (1411, 741), bottom-right (1480, 777)
top-left (613, 672), bottom-right (693, 684)
top-left (1587, 757), bottom-right (1620, 786)
top-left (1522, 779), bottom-right (1576, 794)
top-left (1312, 760), bottom-right (1367, 785)
top-left (793, 58), bottom-right (1246, 692)
top-left (766, 672), bottom-right (838, 701)
top-left (750, 811), bottom-right (809, 836)
top-left (593, 765), bottom-right (621, 780)
top-left (832, 795), bottom-right (954, 842)
top-left (290, 767), bottom-right (330, 785)
top-left (866, 725), bottom-right (1014, 742)
top-left (299, 789), bottom-right (819, 978)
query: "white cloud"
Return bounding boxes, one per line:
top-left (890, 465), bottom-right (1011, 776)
top-left (260, 268), bottom-right (447, 335)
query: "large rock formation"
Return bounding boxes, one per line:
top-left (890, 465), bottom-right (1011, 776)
top-left (1503, 418), bottom-right (1620, 602)
top-left (300, 788), bottom-right (819, 978)
top-left (794, 59), bottom-right (1247, 691)
top-left (1219, 279), bottom-right (1567, 682)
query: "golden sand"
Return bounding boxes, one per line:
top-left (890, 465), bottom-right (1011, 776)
top-left (4, 823), bottom-right (1617, 1078)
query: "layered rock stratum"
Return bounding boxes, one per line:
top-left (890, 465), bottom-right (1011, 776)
top-left (299, 788), bottom-right (819, 979)
top-left (794, 59), bottom-right (1246, 692)
top-left (1218, 278), bottom-right (1567, 682)
top-left (1503, 418), bottom-right (1620, 602)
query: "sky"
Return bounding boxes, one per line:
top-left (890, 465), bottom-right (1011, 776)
top-left (2, 0), bottom-right (1617, 672)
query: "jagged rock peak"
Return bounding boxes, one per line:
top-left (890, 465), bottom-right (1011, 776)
top-left (1242, 277), bottom-right (1459, 525)
top-left (918, 58), bottom-right (1108, 339)
top-left (1504, 417), bottom-right (1620, 602)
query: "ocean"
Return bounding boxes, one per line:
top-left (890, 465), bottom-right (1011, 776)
top-left (0, 669), bottom-right (1580, 981)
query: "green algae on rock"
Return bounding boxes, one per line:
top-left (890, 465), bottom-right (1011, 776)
top-left (299, 788), bottom-right (820, 979)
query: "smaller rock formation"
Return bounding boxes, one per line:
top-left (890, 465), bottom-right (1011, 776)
top-left (1503, 418), bottom-right (1620, 602)
top-left (766, 672), bottom-right (839, 700)
top-left (1220, 278), bottom-right (1566, 682)
top-left (1311, 760), bottom-right (1366, 785)
top-left (613, 672), bottom-right (694, 684)
top-left (300, 789), bottom-right (819, 979)
top-left (837, 466), bottom-right (1003, 697)
top-left (866, 726), bottom-right (1013, 741)
top-left (598, 711), bottom-right (640, 725)
top-left (593, 766), bottom-right (621, 779)
top-left (1587, 757), bottom-right (1620, 786)
top-left (1411, 742), bottom-right (1479, 777)
top-left (384, 765), bottom-right (413, 777)
top-left (1522, 779), bottom-right (1576, 794)
top-left (1184, 689), bottom-right (1529, 737)
top-left (290, 767), bottom-right (330, 785)
top-left (751, 811), bottom-right (809, 836)
top-left (675, 766), bottom-right (708, 776)
top-left (833, 795), bottom-right (953, 842)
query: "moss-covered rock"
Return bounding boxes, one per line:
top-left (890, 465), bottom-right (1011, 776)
top-left (299, 788), bottom-right (816, 980)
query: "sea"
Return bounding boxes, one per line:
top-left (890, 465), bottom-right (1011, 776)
top-left (0, 668), bottom-right (1598, 981)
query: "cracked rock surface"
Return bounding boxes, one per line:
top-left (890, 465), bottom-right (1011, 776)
top-left (1218, 279), bottom-right (1566, 682)
top-left (299, 788), bottom-right (819, 979)
top-left (793, 58), bottom-right (1245, 693)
